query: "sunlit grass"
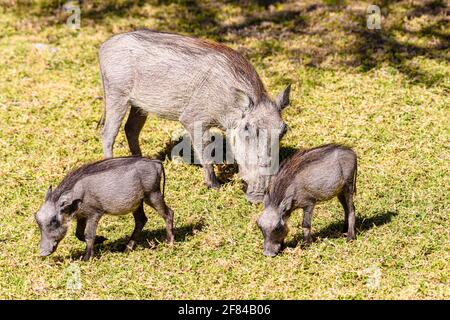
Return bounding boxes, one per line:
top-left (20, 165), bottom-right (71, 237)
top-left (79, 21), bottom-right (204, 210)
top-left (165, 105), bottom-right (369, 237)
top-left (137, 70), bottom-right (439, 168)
top-left (0, 0), bottom-right (448, 299)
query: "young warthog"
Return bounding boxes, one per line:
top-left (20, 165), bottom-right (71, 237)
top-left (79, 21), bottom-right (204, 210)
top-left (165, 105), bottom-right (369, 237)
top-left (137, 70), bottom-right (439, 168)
top-left (99, 29), bottom-right (291, 203)
top-left (257, 144), bottom-right (357, 256)
top-left (35, 157), bottom-right (174, 261)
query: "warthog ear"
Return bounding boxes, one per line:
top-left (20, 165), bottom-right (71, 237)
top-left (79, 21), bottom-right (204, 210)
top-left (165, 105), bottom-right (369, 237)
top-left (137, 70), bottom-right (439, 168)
top-left (279, 194), bottom-right (293, 216)
top-left (275, 84), bottom-right (291, 110)
top-left (233, 88), bottom-right (254, 112)
top-left (45, 186), bottom-right (53, 201)
top-left (58, 192), bottom-right (81, 215)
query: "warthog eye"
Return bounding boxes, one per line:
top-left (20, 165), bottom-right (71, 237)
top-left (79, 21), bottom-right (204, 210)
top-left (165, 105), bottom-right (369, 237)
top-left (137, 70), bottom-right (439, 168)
top-left (274, 224), bottom-right (283, 233)
top-left (48, 216), bottom-right (60, 230)
top-left (244, 123), bottom-right (249, 131)
top-left (272, 221), bottom-right (287, 237)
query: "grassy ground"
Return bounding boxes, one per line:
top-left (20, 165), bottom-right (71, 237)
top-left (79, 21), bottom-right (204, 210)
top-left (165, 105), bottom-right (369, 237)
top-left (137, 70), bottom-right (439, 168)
top-left (0, 0), bottom-right (448, 299)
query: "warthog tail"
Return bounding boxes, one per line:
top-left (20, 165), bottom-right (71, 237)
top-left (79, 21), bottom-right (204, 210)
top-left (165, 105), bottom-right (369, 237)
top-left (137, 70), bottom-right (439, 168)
top-left (161, 162), bottom-right (166, 199)
top-left (97, 69), bottom-right (107, 129)
top-left (353, 157), bottom-right (357, 195)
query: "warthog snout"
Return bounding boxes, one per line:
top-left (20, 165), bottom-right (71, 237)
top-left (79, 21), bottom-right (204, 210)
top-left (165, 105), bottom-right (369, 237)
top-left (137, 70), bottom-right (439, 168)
top-left (263, 241), bottom-right (282, 257)
top-left (245, 176), bottom-right (271, 204)
top-left (39, 240), bottom-right (58, 257)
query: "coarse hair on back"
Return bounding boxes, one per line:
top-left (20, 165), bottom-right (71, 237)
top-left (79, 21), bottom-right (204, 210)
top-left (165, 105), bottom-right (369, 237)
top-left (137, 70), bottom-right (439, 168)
top-left (267, 144), bottom-right (354, 206)
top-left (128, 29), bottom-right (268, 104)
top-left (50, 157), bottom-right (162, 202)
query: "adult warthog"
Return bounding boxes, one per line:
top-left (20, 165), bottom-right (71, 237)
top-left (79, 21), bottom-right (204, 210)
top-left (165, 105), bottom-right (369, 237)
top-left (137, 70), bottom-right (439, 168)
top-left (98, 29), bottom-right (291, 203)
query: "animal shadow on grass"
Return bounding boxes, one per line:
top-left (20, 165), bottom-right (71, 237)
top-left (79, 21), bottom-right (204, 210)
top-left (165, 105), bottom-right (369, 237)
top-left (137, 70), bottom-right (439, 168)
top-left (68, 221), bottom-right (205, 260)
top-left (285, 211), bottom-right (398, 249)
top-left (154, 134), bottom-right (300, 187)
top-left (154, 132), bottom-right (239, 185)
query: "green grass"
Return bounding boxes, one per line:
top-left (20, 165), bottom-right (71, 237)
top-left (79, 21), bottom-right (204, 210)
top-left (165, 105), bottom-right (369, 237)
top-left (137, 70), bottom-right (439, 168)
top-left (0, 0), bottom-right (449, 299)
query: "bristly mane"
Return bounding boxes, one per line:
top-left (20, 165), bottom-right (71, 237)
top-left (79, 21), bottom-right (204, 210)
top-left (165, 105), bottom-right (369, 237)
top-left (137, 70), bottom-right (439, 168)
top-left (130, 29), bottom-right (268, 105)
top-left (50, 157), bottom-right (160, 202)
top-left (268, 144), bottom-right (352, 206)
